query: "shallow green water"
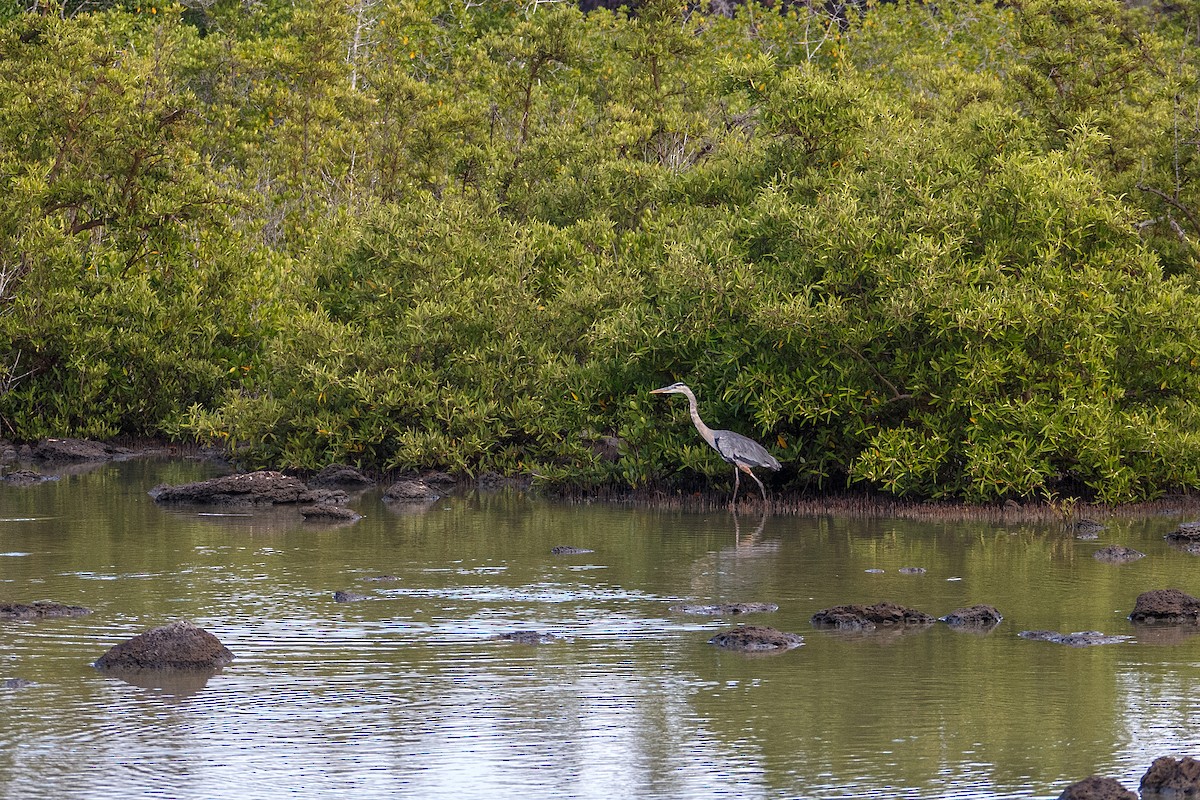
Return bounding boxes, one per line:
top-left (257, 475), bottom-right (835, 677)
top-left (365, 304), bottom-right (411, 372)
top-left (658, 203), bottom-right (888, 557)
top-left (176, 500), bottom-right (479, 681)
top-left (2, 458), bottom-right (1199, 799)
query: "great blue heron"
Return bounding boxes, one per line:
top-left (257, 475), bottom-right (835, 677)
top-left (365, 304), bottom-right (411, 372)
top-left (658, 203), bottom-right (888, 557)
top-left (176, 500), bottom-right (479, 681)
top-left (650, 382), bottom-right (782, 503)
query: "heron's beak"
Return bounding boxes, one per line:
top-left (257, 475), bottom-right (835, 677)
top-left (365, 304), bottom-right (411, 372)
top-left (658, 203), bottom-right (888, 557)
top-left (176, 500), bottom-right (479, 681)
top-left (649, 386), bottom-right (672, 394)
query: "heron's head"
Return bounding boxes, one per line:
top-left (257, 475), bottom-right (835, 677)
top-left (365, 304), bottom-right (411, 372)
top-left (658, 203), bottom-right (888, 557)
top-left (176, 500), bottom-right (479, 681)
top-left (650, 382), bottom-right (690, 396)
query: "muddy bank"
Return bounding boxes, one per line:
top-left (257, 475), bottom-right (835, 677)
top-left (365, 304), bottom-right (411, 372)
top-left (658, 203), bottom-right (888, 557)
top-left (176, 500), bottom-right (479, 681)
top-left (557, 487), bottom-right (1200, 522)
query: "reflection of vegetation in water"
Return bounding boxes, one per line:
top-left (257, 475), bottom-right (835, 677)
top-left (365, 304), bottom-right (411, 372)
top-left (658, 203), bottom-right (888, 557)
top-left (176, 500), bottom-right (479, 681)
top-left (3, 0), bottom-right (1200, 503)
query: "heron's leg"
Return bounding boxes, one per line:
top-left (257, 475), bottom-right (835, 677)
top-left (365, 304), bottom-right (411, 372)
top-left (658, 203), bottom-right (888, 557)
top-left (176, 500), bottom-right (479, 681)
top-left (749, 469), bottom-right (768, 502)
top-left (731, 468), bottom-right (741, 504)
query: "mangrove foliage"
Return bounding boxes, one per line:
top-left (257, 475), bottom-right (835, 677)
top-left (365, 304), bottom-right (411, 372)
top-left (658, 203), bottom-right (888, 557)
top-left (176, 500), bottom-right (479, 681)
top-left (2, 0), bottom-right (1200, 502)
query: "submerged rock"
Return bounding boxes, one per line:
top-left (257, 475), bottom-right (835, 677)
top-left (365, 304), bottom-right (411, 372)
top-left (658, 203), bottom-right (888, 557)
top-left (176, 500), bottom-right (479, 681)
top-left (940, 605), bottom-right (1003, 629)
top-left (2, 678), bottom-right (34, 689)
top-left (362, 575), bottom-right (401, 583)
top-left (300, 504), bottom-right (362, 523)
top-left (307, 464), bottom-right (373, 489)
top-left (1019, 630), bottom-right (1131, 647)
top-left (93, 621), bottom-right (233, 671)
top-left (0, 601), bottom-right (92, 620)
top-left (333, 590), bottom-right (371, 603)
top-left (421, 471), bottom-right (456, 488)
top-left (1141, 756), bottom-right (1200, 798)
top-left (1164, 523), bottom-right (1200, 555)
top-left (810, 602), bottom-right (935, 631)
top-left (1, 470), bottom-right (59, 486)
top-left (1165, 522), bottom-right (1200, 543)
top-left (1093, 545), bottom-right (1145, 564)
top-left (149, 471), bottom-right (319, 506)
top-left (550, 546), bottom-right (594, 555)
top-left (382, 479), bottom-right (440, 503)
top-left (1057, 775), bottom-right (1137, 800)
top-left (898, 566), bottom-right (927, 575)
top-left (708, 625), bottom-right (804, 652)
top-left (496, 631), bottom-right (559, 645)
top-left (670, 602), bottom-right (779, 616)
top-left (1129, 589), bottom-right (1200, 623)
top-left (1073, 518), bottom-right (1106, 540)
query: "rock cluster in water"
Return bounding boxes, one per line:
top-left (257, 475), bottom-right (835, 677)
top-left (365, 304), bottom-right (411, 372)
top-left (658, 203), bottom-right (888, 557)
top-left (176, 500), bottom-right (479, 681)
top-left (810, 602), bottom-right (935, 630)
top-left (1141, 756), bottom-right (1200, 797)
top-left (1061, 756), bottom-right (1200, 800)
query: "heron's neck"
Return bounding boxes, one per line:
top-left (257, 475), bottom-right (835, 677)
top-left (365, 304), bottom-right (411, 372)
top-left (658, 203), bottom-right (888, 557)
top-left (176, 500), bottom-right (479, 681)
top-left (682, 389), bottom-right (717, 448)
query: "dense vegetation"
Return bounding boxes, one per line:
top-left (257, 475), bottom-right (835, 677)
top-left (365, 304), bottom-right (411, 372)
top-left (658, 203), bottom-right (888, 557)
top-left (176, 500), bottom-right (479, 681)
top-left (2, 0), bottom-right (1200, 502)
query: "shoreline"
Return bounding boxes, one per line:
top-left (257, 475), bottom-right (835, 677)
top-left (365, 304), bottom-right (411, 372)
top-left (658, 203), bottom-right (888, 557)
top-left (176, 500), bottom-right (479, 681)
top-left (5, 436), bottom-right (1200, 523)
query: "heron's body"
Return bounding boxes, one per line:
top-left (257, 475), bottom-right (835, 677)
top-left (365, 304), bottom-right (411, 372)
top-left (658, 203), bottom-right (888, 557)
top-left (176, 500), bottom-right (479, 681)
top-left (650, 382), bottom-right (781, 503)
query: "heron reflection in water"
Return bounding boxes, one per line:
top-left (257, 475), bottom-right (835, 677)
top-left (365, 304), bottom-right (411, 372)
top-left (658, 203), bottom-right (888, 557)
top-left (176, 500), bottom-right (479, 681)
top-left (649, 382), bottom-right (782, 504)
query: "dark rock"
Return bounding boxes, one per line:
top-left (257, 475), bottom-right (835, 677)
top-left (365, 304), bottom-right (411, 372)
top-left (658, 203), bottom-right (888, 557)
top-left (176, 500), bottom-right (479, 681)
top-left (1129, 589), bottom-right (1200, 623)
top-left (810, 602), bottom-right (935, 631)
top-left (708, 625), bottom-right (804, 652)
top-left (496, 631), bottom-right (559, 644)
top-left (670, 602), bottom-right (779, 616)
top-left (334, 590), bottom-right (371, 602)
top-left (382, 479), bottom-right (439, 503)
top-left (1, 469), bottom-right (59, 486)
top-left (1165, 524), bottom-right (1200, 555)
top-left (305, 488), bottom-right (349, 505)
top-left (33, 438), bottom-right (131, 463)
top-left (1058, 775), bottom-right (1137, 800)
top-left (300, 504), bottom-right (362, 523)
top-left (1166, 522), bottom-right (1200, 543)
top-left (1093, 545), bottom-right (1145, 564)
top-left (1019, 630), bottom-right (1131, 647)
top-left (149, 471), bottom-right (318, 505)
top-left (1140, 756), bottom-right (1200, 797)
top-left (307, 464), bottom-right (373, 489)
top-left (551, 546), bottom-right (594, 555)
top-left (0, 601), bottom-right (92, 620)
top-left (93, 621), bottom-right (233, 671)
top-left (2, 678), bottom-right (34, 689)
top-left (898, 566), bottom-right (927, 575)
top-left (940, 604), bottom-right (1004, 628)
top-left (421, 471), bottom-right (456, 488)
top-left (1074, 518), bottom-right (1106, 539)
top-left (362, 575), bottom-right (401, 583)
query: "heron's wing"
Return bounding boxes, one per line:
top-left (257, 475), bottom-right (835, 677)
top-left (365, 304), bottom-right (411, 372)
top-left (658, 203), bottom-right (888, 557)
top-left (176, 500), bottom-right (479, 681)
top-left (713, 431), bottom-right (782, 471)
